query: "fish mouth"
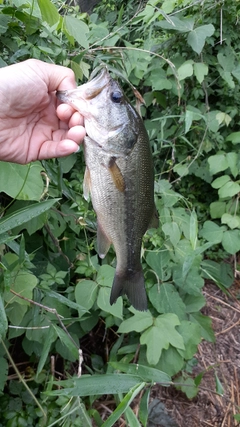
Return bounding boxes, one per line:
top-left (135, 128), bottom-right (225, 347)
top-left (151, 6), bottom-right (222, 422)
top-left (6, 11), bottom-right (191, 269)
top-left (56, 68), bottom-right (110, 103)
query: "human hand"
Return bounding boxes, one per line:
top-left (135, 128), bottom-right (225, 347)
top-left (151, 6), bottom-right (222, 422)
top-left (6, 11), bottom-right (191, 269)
top-left (0, 59), bottom-right (86, 164)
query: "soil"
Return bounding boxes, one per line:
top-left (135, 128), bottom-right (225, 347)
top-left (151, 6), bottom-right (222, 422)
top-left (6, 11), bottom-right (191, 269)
top-left (151, 280), bottom-right (240, 427)
top-left (94, 280), bottom-right (240, 427)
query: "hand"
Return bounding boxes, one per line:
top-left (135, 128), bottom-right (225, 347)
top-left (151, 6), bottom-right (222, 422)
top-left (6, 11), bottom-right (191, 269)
top-left (0, 59), bottom-right (86, 164)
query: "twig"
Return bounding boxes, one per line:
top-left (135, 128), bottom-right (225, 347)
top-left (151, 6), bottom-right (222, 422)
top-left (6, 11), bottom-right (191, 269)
top-left (1, 339), bottom-right (47, 419)
top-left (10, 289), bottom-right (79, 350)
top-left (215, 319), bottom-right (240, 336)
top-left (205, 292), bottom-right (240, 315)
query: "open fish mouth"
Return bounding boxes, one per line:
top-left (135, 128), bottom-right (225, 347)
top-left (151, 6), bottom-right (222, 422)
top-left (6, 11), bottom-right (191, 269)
top-left (56, 68), bottom-right (110, 103)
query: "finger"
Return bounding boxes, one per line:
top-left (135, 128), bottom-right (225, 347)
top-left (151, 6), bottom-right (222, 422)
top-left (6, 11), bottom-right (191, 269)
top-left (56, 103), bottom-right (76, 122)
top-left (38, 139), bottom-right (80, 160)
top-left (66, 125), bottom-right (86, 143)
top-left (69, 111), bottom-right (84, 127)
top-left (26, 59), bottom-right (78, 92)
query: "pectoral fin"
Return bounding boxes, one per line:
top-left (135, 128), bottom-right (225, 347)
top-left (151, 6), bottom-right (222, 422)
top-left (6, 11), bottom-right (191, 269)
top-left (108, 157), bottom-right (125, 192)
top-left (83, 167), bottom-right (91, 200)
top-left (97, 222), bottom-right (111, 259)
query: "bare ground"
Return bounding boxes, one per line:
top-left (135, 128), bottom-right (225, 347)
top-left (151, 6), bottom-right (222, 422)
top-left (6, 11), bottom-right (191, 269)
top-left (142, 280), bottom-right (240, 427)
top-left (95, 280), bottom-right (240, 427)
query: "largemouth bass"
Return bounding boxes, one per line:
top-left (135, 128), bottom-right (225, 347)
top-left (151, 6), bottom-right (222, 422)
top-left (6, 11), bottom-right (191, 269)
top-left (57, 69), bottom-right (158, 310)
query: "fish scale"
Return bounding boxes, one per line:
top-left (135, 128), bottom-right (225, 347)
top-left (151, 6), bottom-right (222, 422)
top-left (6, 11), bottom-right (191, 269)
top-left (57, 69), bottom-right (158, 310)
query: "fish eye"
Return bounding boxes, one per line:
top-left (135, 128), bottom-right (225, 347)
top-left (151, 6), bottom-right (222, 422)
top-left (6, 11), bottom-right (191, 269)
top-left (110, 91), bottom-right (122, 103)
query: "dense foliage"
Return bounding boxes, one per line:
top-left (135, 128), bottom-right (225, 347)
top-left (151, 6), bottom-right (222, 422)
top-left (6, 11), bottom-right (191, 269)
top-left (0, 0), bottom-right (240, 425)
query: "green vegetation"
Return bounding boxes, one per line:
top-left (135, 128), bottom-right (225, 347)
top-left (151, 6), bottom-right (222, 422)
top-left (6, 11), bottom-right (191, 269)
top-left (0, 0), bottom-right (240, 425)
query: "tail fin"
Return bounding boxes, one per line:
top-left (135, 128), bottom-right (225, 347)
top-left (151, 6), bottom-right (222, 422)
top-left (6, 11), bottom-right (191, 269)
top-left (110, 269), bottom-right (148, 311)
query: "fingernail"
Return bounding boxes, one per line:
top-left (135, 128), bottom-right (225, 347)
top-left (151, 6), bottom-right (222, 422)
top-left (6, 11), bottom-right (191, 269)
top-left (74, 145), bottom-right (81, 153)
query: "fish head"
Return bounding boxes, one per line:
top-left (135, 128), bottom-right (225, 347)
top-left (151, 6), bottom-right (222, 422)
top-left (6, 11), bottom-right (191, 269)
top-left (57, 69), bottom-right (140, 154)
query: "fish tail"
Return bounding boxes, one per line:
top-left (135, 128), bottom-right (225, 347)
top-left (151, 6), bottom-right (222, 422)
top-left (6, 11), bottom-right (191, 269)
top-left (110, 269), bottom-right (148, 311)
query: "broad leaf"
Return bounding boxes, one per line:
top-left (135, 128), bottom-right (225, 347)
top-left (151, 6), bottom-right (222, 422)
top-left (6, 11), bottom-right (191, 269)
top-left (222, 230), bottom-right (240, 254)
top-left (0, 162), bottom-right (44, 200)
top-left (149, 283), bottom-right (186, 320)
top-left (0, 199), bottom-right (59, 235)
top-left (118, 310), bottom-right (153, 333)
top-left (140, 314), bottom-right (184, 365)
top-left (97, 286), bottom-right (123, 319)
top-left (64, 16), bottom-right (89, 48)
top-left (200, 220), bottom-right (225, 243)
top-left (38, 0), bottom-right (60, 26)
top-left (75, 280), bottom-right (98, 314)
top-left (193, 62), bottom-right (208, 84)
top-left (187, 24), bottom-right (214, 54)
top-left (208, 154), bottom-right (228, 174)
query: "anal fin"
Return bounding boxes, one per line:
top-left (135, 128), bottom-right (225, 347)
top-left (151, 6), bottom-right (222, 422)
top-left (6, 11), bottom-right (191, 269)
top-left (97, 222), bottom-right (111, 259)
top-left (83, 166), bottom-right (91, 201)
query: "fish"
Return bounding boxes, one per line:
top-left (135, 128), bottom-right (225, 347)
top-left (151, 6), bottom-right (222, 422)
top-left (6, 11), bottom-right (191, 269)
top-left (57, 69), bottom-right (158, 311)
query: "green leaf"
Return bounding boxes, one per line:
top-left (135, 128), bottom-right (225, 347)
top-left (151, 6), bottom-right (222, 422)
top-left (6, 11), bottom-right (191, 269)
top-left (214, 372), bottom-right (224, 395)
top-left (226, 152), bottom-right (238, 177)
top-left (211, 175), bottom-right (230, 189)
top-left (75, 280), bottom-right (98, 314)
top-left (49, 374), bottom-right (144, 396)
top-left (226, 131), bottom-right (240, 144)
top-left (208, 154), bottom-right (228, 174)
top-left (0, 199), bottom-right (59, 235)
top-left (97, 286), bottom-right (123, 318)
top-left (178, 61), bottom-right (193, 80)
top-left (156, 16), bottom-right (195, 32)
top-left (200, 220), bottom-right (225, 243)
top-left (0, 162), bottom-right (44, 200)
top-left (173, 163), bottom-right (189, 177)
top-left (187, 24), bottom-right (214, 54)
top-left (64, 16), bottom-right (89, 48)
top-left (222, 230), bottom-right (240, 254)
top-left (96, 265), bottom-right (115, 287)
top-left (36, 326), bottom-right (57, 376)
top-left (175, 376), bottom-right (198, 399)
top-left (47, 290), bottom-right (86, 312)
top-left (0, 357), bottom-right (8, 394)
top-left (189, 210), bottom-right (198, 250)
top-left (37, 0), bottom-right (60, 26)
top-left (0, 295), bottom-right (7, 340)
top-left (183, 294), bottom-right (206, 313)
top-left (124, 406), bottom-right (142, 427)
top-left (118, 310), bottom-right (153, 333)
top-left (52, 324), bottom-right (79, 360)
top-left (110, 362), bottom-right (170, 384)
top-left (146, 250), bottom-right (171, 281)
top-left (177, 321), bottom-right (201, 359)
top-left (149, 283), bottom-right (186, 320)
top-left (4, 271), bottom-right (38, 306)
top-left (201, 260), bottom-right (234, 289)
top-left (139, 388), bottom-right (150, 427)
top-left (162, 222), bottom-right (181, 246)
top-left (190, 312), bottom-right (215, 342)
top-left (155, 346), bottom-right (184, 377)
top-left (218, 181), bottom-right (240, 198)
top-left (221, 213), bottom-right (240, 229)
top-left (101, 382), bottom-right (145, 427)
top-left (193, 62), bottom-right (208, 84)
top-left (140, 314), bottom-right (184, 365)
top-left (210, 201), bottom-right (226, 219)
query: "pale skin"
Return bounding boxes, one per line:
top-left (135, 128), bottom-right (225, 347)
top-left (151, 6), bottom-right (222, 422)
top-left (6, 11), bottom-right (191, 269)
top-left (0, 59), bottom-right (86, 164)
